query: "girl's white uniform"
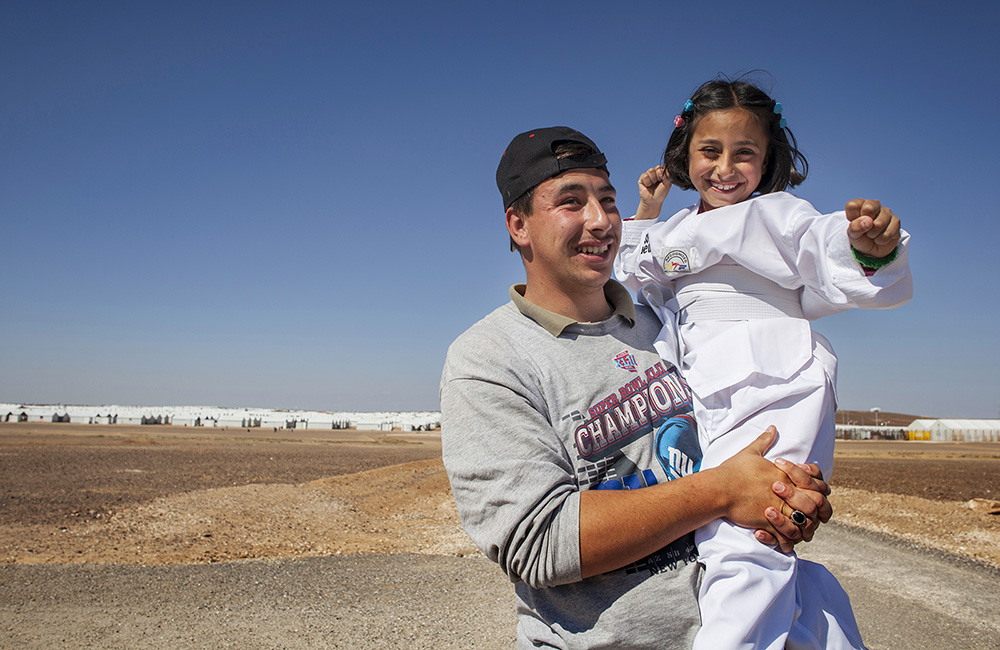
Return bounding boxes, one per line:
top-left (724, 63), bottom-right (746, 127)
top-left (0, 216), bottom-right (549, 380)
top-left (615, 192), bottom-right (912, 650)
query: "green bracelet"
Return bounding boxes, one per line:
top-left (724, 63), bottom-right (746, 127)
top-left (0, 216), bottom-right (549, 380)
top-left (852, 246), bottom-right (898, 270)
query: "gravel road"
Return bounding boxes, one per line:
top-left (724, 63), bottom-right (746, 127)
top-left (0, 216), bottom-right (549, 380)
top-left (3, 525), bottom-right (999, 649)
top-left (798, 524), bottom-right (1000, 650)
top-left (1, 553), bottom-right (515, 649)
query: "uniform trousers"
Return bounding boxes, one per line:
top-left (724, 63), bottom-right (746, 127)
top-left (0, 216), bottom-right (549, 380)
top-left (689, 328), bottom-right (866, 650)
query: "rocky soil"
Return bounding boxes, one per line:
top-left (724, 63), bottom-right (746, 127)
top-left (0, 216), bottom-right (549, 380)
top-left (2, 424), bottom-right (998, 568)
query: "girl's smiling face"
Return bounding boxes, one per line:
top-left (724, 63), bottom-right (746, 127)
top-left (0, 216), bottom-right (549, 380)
top-left (687, 108), bottom-right (769, 211)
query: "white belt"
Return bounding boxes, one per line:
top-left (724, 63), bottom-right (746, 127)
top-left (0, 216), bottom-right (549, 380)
top-left (675, 264), bottom-right (803, 324)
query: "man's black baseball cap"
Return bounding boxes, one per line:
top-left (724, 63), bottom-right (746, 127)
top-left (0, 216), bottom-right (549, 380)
top-left (496, 126), bottom-right (608, 210)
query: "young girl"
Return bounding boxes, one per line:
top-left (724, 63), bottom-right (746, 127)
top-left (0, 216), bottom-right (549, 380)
top-left (615, 78), bottom-right (912, 650)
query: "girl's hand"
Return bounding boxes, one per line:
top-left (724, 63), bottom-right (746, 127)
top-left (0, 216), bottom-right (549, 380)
top-left (636, 166), bottom-right (671, 220)
top-left (845, 198), bottom-right (901, 258)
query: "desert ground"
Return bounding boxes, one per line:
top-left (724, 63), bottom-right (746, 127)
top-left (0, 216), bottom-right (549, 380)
top-left (1, 422), bottom-right (999, 569)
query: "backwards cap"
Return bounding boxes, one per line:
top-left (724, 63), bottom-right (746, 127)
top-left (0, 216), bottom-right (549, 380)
top-left (496, 126), bottom-right (608, 210)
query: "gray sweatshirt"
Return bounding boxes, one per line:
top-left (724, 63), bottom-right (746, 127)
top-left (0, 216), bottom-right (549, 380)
top-left (441, 282), bottom-right (702, 649)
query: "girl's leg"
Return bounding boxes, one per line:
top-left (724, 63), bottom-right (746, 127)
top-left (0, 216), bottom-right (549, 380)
top-left (692, 349), bottom-right (863, 649)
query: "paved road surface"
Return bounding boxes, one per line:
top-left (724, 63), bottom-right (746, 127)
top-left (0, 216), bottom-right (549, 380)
top-left (2, 524), bottom-right (997, 649)
top-left (798, 524), bottom-right (1000, 649)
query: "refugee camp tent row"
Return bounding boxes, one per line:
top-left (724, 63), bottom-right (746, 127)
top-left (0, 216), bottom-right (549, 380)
top-left (1, 403), bottom-right (442, 431)
top-left (905, 419), bottom-right (1000, 442)
top-left (834, 424), bottom-right (908, 440)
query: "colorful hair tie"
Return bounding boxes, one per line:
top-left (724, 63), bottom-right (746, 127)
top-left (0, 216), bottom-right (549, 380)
top-left (772, 102), bottom-right (786, 128)
top-left (673, 115), bottom-right (685, 128)
top-left (683, 99), bottom-right (694, 112)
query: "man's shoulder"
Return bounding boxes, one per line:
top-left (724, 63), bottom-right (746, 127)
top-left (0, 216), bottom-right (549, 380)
top-left (452, 300), bottom-right (519, 338)
top-left (442, 301), bottom-right (547, 389)
top-left (446, 302), bottom-right (531, 361)
top-left (631, 301), bottom-right (664, 333)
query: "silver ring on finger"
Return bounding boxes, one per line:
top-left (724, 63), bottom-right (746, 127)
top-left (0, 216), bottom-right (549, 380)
top-left (790, 510), bottom-right (808, 526)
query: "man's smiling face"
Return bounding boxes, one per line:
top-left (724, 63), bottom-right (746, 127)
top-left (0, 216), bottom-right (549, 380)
top-left (514, 167), bottom-right (621, 298)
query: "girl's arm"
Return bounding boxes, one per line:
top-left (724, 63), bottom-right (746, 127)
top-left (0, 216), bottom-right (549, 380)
top-left (635, 165), bottom-right (671, 221)
top-left (662, 193), bottom-right (911, 317)
top-left (614, 166), bottom-right (678, 292)
top-left (793, 196), bottom-right (911, 315)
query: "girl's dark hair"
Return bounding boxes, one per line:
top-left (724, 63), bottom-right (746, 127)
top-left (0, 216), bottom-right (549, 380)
top-left (663, 76), bottom-right (808, 194)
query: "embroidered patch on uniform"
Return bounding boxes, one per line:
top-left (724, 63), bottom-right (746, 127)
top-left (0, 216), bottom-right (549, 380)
top-left (613, 350), bottom-right (638, 373)
top-left (639, 233), bottom-right (651, 255)
top-left (660, 248), bottom-right (693, 273)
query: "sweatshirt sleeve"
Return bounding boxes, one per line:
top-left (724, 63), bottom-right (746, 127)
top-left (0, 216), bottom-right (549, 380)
top-left (440, 326), bottom-right (582, 589)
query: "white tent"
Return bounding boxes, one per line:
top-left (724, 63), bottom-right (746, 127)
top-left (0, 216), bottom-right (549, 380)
top-left (905, 419), bottom-right (937, 440)
top-left (905, 419), bottom-right (1000, 442)
top-left (355, 417), bottom-right (394, 431)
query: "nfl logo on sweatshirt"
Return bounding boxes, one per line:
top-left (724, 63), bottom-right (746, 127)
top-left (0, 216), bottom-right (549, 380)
top-left (614, 350), bottom-right (638, 373)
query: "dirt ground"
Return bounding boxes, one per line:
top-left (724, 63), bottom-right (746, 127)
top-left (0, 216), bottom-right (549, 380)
top-left (2, 423), bottom-right (999, 568)
top-left (828, 440), bottom-right (1000, 567)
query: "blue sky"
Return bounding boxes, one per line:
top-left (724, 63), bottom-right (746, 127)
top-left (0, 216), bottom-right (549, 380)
top-left (2, 1), bottom-right (998, 417)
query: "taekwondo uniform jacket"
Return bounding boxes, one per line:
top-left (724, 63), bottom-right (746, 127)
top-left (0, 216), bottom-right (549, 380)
top-left (614, 192), bottom-right (912, 467)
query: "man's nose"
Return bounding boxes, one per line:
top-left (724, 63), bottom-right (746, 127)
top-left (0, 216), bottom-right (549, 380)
top-left (584, 197), bottom-right (611, 229)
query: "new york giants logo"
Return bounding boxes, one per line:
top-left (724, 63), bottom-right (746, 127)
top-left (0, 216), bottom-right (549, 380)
top-left (613, 350), bottom-right (638, 373)
top-left (655, 413), bottom-right (701, 481)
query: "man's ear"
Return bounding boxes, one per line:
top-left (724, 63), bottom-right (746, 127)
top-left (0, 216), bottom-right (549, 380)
top-left (506, 207), bottom-right (530, 251)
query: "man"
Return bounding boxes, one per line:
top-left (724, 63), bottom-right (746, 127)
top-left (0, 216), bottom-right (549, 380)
top-left (440, 127), bottom-right (829, 648)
